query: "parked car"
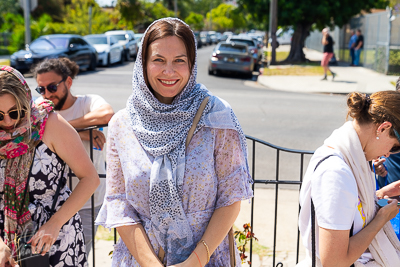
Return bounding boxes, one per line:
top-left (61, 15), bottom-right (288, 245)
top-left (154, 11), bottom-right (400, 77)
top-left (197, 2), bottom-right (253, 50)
top-left (208, 31), bottom-right (218, 44)
top-left (84, 34), bottom-right (124, 66)
top-left (10, 34), bottom-right (97, 73)
top-left (200, 31), bottom-right (212, 46)
top-left (226, 35), bottom-right (262, 65)
top-left (208, 41), bottom-right (254, 78)
top-left (268, 28), bottom-right (294, 46)
top-left (105, 30), bottom-right (138, 60)
top-left (194, 31), bottom-right (203, 48)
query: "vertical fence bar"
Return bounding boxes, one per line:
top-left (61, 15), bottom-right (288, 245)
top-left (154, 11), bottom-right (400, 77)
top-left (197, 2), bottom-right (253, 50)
top-left (89, 129), bottom-right (95, 267)
top-left (272, 149), bottom-right (280, 267)
top-left (249, 140), bottom-right (256, 267)
top-left (296, 153), bottom-right (305, 264)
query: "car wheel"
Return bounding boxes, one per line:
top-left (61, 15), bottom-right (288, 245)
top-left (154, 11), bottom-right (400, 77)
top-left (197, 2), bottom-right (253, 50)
top-left (126, 51), bottom-right (131, 61)
top-left (106, 53), bottom-right (110, 67)
top-left (88, 55), bottom-right (96, 71)
top-left (246, 71), bottom-right (253, 79)
top-left (208, 66), bottom-right (213, 75)
top-left (119, 52), bottom-right (124, 64)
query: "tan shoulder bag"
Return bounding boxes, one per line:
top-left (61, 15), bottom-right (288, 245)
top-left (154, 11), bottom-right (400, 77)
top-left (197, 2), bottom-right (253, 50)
top-left (158, 96), bottom-right (236, 266)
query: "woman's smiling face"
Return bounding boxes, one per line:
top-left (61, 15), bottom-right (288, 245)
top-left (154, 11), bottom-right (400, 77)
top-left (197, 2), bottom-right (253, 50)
top-left (146, 35), bottom-right (190, 104)
top-left (0, 93), bottom-right (19, 131)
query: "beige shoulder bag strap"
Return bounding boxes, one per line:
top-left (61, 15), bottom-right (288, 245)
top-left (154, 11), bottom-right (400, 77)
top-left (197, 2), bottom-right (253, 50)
top-left (158, 96), bottom-right (236, 266)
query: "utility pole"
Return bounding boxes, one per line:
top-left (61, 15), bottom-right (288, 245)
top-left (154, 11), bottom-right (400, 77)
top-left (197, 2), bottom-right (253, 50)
top-left (23, 0), bottom-right (31, 47)
top-left (268, 0), bottom-right (277, 65)
top-left (174, 0), bottom-right (178, 17)
top-left (89, 6), bottom-right (93, 34)
top-left (209, 0), bottom-right (212, 30)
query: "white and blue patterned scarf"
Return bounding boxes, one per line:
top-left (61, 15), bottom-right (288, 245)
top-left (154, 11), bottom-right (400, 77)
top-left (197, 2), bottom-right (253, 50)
top-left (126, 17), bottom-right (251, 264)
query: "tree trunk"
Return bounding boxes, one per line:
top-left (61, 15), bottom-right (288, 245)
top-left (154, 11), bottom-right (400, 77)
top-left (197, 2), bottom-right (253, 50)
top-left (282, 23), bottom-right (312, 63)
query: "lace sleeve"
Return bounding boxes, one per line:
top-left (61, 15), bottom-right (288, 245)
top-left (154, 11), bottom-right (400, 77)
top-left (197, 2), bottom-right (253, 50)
top-left (95, 115), bottom-right (141, 228)
top-left (214, 128), bottom-right (253, 209)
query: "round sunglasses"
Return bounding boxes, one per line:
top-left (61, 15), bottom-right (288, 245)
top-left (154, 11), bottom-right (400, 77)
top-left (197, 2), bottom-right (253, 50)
top-left (35, 78), bottom-right (66, 95)
top-left (0, 109), bottom-right (26, 121)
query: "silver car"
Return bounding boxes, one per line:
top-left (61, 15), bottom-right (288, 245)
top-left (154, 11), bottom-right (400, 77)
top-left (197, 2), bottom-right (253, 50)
top-left (105, 30), bottom-right (138, 60)
top-left (84, 34), bottom-right (124, 66)
top-left (208, 42), bottom-right (254, 78)
top-left (227, 35), bottom-right (262, 65)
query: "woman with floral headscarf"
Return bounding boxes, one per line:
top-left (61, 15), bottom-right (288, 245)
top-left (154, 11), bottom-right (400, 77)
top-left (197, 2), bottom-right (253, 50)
top-left (96, 18), bottom-right (253, 267)
top-left (0, 66), bottom-right (99, 266)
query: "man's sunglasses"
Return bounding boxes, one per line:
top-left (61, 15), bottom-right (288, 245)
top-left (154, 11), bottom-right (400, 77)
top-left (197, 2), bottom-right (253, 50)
top-left (0, 109), bottom-right (26, 121)
top-left (35, 78), bottom-right (66, 95)
top-left (391, 129), bottom-right (400, 154)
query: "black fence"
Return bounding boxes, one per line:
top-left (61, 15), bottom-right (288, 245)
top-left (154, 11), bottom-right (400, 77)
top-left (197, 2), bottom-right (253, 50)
top-left (74, 126), bottom-right (314, 267)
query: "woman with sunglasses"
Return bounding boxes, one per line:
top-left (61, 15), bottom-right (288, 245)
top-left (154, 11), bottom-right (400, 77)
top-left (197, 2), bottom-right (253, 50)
top-left (297, 91), bottom-right (400, 267)
top-left (0, 66), bottom-right (99, 266)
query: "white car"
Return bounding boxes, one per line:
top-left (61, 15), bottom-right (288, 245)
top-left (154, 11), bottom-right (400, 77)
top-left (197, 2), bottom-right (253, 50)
top-left (84, 34), bottom-right (124, 66)
top-left (105, 30), bottom-right (138, 60)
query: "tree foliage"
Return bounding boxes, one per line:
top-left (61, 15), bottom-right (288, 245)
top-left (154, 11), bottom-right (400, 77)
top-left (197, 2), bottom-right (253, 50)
top-left (116, 0), bottom-right (143, 29)
top-left (32, 0), bottom-right (65, 22)
top-left (206, 3), bottom-right (246, 31)
top-left (185, 12), bottom-right (204, 31)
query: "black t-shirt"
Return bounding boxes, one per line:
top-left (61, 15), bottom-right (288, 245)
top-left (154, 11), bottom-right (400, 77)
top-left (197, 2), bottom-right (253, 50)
top-left (355, 35), bottom-right (364, 49)
top-left (323, 35), bottom-right (334, 53)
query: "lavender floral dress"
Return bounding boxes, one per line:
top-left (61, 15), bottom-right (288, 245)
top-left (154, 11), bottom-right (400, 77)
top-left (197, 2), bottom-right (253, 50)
top-left (96, 109), bottom-right (253, 266)
top-left (0, 142), bottom-right (88, 267)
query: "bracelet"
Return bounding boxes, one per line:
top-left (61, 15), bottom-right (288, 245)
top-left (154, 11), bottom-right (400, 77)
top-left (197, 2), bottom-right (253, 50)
top-left (193, 251), bottom-right (202, 267)
top-left (198, 240), bottom-right (210, 264)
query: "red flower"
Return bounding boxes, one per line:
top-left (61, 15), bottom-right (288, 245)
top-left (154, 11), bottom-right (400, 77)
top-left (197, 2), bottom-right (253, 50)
top-left (6, 142), bottom-right (29, 158)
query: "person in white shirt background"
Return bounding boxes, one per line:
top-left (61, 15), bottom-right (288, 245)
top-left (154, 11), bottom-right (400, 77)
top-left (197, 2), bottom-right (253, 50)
top-left (33, 57), bottom-right (114, 254)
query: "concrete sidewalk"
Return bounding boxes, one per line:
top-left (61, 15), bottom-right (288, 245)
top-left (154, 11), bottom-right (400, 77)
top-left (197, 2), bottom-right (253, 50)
top-left (258, 47), bottom-right (398, 94)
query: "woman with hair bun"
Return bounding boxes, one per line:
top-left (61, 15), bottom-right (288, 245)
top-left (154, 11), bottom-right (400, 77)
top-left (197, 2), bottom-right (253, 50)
top-left (297, 91), bottom-right (400, 267)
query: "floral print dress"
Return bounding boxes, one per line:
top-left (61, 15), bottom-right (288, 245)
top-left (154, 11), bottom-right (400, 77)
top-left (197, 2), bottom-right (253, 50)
top-left (96, 109), bottom-right (253, 266)
top-left (0, 141), bottom-right (88, 267)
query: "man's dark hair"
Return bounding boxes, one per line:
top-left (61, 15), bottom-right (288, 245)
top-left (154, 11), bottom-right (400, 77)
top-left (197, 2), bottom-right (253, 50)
top-left (357, 29), bottom-right (362, 33)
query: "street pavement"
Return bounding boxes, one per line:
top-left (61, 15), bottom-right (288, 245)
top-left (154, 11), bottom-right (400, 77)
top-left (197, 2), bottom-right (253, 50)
top-left (18, 44), bottom-right (395, 267)
top-left (258, 45), bottom-right (398, 94)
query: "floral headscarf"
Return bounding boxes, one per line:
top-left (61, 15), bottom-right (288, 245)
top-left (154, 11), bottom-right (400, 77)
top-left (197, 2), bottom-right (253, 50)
top-left (126, 18), bottom-right (252, 264)
top-left (0, 65), bottom-right (53, 252)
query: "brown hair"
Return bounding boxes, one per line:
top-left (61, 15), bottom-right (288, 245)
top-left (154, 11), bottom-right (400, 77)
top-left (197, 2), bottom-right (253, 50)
top-left (32, 57), bottom-right (79, 80)
top-left (347, 91), bottom-right (400, 138)
top-left (0, 71), bottom-right (31, 127)
top-left (141, 20), bottom-right (196, 87)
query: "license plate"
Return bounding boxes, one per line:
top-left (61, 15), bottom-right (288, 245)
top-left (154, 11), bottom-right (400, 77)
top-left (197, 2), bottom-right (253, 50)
top-left (228, 58), bottom-right (235, 62)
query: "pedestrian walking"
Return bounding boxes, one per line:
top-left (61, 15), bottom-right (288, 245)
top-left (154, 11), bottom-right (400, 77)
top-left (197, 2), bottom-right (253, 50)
top-left (321, 28), bottom-right (336, 81)
top-left (349, 30), bottom-right (357, 66)
top-left (354, 29), bottom-right (364, 66)
top-left (95, 18), bottom-right (253, 267)
top-left (297, 91), bottom-right (400, 267)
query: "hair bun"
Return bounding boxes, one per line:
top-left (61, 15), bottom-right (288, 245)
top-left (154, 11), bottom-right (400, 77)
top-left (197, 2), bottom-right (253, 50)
top-left (347, 92), bottom-right (371, 123)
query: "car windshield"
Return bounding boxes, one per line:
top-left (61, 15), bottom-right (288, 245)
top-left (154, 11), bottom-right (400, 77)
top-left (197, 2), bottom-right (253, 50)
top-left (30, 38), bottom-right (68, 50)
top-left (218, 44), bottom-right (247, 53)
top-left (110, 34), bottom-right (127, 41)
top-left (86, 37), bottom-right (108, 45)
top-left (200, 32), bottom-right (207, 37)
top-left (230, 39), bottom-right (255, 47)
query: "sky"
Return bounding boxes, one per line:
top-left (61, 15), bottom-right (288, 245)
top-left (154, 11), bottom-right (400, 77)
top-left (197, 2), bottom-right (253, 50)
top-left (95, 0), bottom-right (115, 7)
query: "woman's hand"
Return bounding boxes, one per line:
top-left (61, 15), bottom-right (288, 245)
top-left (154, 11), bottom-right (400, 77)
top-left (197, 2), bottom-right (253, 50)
top-left (0, 239), bottom-right (17, 267)
top-left (377, 199), bottom-right (400, 222)
top-left (373, 158), bottom-right (387, 177)
top-left (28, 220), bottom-right (61, 256)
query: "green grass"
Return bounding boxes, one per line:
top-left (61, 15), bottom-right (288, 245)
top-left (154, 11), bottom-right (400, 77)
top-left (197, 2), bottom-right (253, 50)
top-left (262, 65), bottom-right (325, 76)
top-left (0, 59), bottom-right (10, 66)
top-left (264, 51), bottom-right (290, 62)
top-left (95, 225), bottom-right (119, 241)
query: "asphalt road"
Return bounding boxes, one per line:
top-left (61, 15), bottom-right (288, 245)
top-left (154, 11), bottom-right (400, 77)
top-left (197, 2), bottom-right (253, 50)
top-left (25, 45), bottom-right (349, 185)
